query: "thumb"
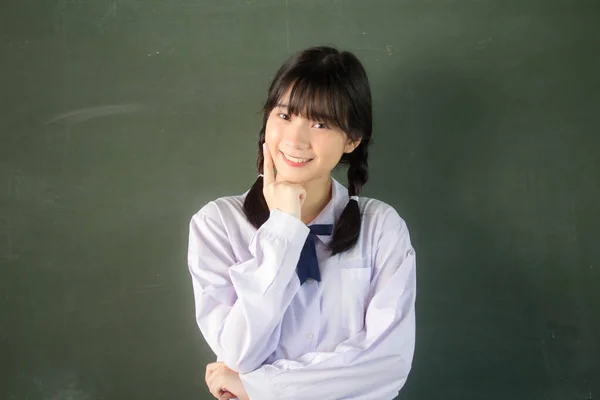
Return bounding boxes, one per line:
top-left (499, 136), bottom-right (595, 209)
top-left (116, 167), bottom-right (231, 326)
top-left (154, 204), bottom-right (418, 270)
top-left (299, 188), bottom-right (307, 206)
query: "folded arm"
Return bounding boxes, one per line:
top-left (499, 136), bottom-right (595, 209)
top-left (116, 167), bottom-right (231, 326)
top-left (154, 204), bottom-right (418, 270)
top-left (188, 203), bottom-right (309, 374)
top-left (239, 208), bottom-right (417, 399)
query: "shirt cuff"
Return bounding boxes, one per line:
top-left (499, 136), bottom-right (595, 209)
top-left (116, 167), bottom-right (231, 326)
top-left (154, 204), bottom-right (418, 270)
top-left (239, 366), bottom-right (274, 400)
top-left (260, 209), bottom-right (310, 244)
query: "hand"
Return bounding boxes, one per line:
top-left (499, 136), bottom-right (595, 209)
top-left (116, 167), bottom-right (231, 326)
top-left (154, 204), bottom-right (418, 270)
top-left (262, 142), bottom-right (307, 220)
top-left (205, 362), bottom-right (250, 400)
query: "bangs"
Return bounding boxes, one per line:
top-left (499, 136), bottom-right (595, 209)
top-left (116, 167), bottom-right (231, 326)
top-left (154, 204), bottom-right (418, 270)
top-left (266, 75), bottom-right (352, 134)
top-left (261, 47), bottom-right (371, 144)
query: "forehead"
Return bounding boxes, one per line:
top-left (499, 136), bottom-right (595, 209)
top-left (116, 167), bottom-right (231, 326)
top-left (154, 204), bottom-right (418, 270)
top-left (266, 80), bottom-right (353, 135)
top-left (275, 87), bottom-right (295, 106)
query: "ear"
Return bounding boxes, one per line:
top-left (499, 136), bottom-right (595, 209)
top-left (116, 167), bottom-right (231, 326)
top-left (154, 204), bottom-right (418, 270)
top-left (344, 137), bottom-right (362, 154)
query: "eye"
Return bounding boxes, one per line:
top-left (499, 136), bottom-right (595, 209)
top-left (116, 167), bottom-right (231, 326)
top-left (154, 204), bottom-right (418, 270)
top-left (278, 113), bottom-right (290, 120)
top-left (313, 122), bottom-right (329, 129)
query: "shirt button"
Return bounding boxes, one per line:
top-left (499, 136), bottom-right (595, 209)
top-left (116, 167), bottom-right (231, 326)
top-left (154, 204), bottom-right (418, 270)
top-left (307, 333), bottom-right (314, 339)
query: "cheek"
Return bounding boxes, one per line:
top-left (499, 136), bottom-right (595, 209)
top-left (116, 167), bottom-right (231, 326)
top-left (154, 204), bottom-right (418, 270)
top-left (315, 136), bottom-right (346, 162)
top-left (264, 120), bottom-right (283, 164)
top-left (264, 119), bottom-right (282, 144)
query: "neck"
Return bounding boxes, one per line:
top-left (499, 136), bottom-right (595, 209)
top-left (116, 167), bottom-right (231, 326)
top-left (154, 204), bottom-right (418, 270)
top-left (299, 174), bottom-right (332, 225)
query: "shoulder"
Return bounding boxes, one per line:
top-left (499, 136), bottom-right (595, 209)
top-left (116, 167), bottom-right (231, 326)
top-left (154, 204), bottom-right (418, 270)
top-left (357, 196), bottom-right (411, 241)
top-left (190, 192), bottom-right (247, 229)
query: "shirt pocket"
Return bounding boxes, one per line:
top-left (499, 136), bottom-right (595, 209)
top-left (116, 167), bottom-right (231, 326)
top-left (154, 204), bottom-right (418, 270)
top-left (339, 262), bottom-right (372, 337)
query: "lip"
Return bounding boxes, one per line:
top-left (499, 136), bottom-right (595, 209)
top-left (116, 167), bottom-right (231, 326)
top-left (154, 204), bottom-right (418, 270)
top-left (280, 151), bottom-right (313, 168)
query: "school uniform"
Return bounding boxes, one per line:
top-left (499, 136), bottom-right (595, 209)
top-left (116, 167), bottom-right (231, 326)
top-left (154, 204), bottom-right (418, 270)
top-left (187, 177), bottom-right (416, 400)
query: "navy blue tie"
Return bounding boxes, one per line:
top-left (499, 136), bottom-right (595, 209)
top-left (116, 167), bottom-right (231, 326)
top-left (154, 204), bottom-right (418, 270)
top-left (296, 224), bottom-right (334, 285)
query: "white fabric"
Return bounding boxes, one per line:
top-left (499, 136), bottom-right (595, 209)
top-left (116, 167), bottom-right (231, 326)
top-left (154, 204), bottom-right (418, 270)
top-left (187, 177), bottom-right (416, 400)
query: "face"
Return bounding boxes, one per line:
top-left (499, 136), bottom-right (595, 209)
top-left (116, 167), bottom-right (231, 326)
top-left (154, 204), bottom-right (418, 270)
top-left (264, 93), bottom-right (361, 185)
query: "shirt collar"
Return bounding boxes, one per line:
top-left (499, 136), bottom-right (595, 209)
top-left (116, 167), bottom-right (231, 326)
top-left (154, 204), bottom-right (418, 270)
top-left (243, 176), bottom-right (349, 245)
top-left (307, 177), bottom-right (348, 245)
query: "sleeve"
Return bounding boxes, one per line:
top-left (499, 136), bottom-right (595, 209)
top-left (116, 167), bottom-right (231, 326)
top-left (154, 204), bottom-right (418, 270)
top-left (238, 207), bottom-right (417, 400)
top-left (187, 202), bottom-right (310, 374)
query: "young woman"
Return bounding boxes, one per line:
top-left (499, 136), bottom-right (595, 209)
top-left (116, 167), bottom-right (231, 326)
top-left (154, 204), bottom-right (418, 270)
top-left (188, 45), bottom-right (416, 400)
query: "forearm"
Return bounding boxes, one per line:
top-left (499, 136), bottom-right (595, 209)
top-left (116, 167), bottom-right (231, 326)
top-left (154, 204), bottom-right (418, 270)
top-left (190, 208), bottom-right (309, 374)
top-left (240, 243), bottom-right (417, 399)
top-left (239, 336), bottom-right (413, 400)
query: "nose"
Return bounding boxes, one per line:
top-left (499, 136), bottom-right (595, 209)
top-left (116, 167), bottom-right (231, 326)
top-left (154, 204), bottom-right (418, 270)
top-left (281, 120), bottom-right (310, 149)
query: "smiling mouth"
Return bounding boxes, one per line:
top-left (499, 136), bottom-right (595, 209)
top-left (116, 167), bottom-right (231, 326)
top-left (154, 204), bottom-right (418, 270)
top-left (281, 152), bottom-right (313, 163)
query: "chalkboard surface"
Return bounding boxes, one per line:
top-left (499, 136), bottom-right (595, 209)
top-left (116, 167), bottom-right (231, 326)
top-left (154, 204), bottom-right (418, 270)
top-left (1, 1), bottom-right (599, 399)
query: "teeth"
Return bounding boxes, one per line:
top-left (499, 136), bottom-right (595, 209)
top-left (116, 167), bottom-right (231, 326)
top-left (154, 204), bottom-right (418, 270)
top-left (283, 153), bottom-right (311, 163)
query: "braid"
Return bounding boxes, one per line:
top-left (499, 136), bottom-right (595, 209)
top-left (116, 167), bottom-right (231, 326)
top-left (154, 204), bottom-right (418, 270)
top-left (243, 130), bottom-right (270, 229)
top-left (328, 140), bottom-right (369, 256)
top-left (347, 141), bottom-right (369, 196)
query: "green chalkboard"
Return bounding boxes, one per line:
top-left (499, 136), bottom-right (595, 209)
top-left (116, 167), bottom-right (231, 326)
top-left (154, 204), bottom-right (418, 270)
top-left (1, 1), bottom-right (599, 399)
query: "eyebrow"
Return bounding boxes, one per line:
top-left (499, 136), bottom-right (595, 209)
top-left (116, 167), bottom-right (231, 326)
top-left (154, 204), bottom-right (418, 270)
top-left (274, 102), bottom-right (333, 122)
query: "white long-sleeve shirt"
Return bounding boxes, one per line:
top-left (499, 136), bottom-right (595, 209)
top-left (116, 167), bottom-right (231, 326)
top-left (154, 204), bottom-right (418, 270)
top-left (187, 177), bottom-right (416, 400)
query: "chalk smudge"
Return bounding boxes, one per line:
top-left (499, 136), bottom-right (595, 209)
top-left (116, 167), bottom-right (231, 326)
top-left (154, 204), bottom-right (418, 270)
top-left (45, 104), bottom-right (147, 124)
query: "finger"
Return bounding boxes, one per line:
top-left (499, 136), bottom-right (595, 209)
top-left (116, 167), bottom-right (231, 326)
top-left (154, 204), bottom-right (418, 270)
top-left (210, 379), bottom-right (228, 400)
top-left (205, 365), bottom-right (212, 384)
top-left (205, 363), bottom-right (218, 385)
top-left (209, 378), bottom-right (221, 399)
top-left (206, 362), bottom-right (224, 390)
top-left (298, 187), bottom-right (307, 206)
top-left (207, 364), bottom-right (228, 398)
top-left (262, 143), bottom-right (275, 185)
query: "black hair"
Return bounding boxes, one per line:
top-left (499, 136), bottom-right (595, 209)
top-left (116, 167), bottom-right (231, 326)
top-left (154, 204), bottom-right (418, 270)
top-left (243, 45), bottom-right (372, 256)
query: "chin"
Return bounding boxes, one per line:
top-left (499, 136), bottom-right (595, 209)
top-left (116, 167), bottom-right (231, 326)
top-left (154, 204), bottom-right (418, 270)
top-left (277, 173), bottom-right (307, 184)
top-left (276, 169), bottom-right (314, 184)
